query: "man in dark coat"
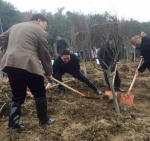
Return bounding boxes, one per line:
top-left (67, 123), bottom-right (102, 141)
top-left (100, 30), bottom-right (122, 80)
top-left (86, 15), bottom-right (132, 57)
top-left (130, 35), bottom-right (150, 74)
top-left (56, 35), bottom-right (69, 55)
top-left (47, 49), bottom-right (102, 95)
top-left (98, 37), bottom-right (124, 92)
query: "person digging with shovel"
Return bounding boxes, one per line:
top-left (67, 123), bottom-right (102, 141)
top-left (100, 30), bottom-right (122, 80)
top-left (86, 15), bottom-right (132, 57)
top-left (130, 35), bottom-right (150, 75)
top-left (0, 14), bottom-right (55, 132)
top-left (98, 36), bottom-right (124, 92)
top-left (46, 49), bottom-right (102, 95)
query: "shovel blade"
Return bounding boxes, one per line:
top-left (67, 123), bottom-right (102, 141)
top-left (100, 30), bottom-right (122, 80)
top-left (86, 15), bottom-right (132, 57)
top-left (105, 90), bottom-right (118, 100)
top-left (120, 93), bottom-right (134, 107)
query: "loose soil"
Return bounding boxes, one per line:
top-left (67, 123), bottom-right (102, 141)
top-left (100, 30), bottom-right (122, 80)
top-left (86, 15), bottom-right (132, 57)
top-left (0, 60), bottom-right (150, 141)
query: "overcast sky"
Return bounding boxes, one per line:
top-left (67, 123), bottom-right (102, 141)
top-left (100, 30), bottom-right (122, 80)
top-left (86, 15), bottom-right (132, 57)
top-left (5, 0), bottom-right (150, 22)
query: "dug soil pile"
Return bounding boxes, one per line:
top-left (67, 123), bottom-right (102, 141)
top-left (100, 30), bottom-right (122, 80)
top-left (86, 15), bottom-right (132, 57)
top-left (0, 60), bottom-right (150, 141)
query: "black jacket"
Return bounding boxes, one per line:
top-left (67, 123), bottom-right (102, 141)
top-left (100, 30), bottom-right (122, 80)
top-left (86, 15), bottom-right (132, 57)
top-left (98, 41), bottom-right (119, 71)
top-left (138, 36), bottom-right (150, 72)
top-left (57, 39), bottom-right (69, 55)
top-left (53, 53), bottom-right (80, 74)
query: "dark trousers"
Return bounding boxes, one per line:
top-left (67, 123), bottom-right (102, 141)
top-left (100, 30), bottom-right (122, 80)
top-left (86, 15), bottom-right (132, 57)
top-left (53, 71), bottom-right (96, 91)
top-left (104, 70), bottom-right (121, 88)
top-left (5, 67), bottom-right (46, 104)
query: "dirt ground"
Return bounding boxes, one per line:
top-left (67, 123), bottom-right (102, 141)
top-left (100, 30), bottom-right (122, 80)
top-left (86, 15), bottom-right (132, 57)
top-left (0, 60), bottom-right (150, 141)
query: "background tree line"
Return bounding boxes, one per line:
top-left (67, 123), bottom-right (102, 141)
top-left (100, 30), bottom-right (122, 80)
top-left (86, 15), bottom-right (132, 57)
top-left (1, 0), bottom-right (150, 59)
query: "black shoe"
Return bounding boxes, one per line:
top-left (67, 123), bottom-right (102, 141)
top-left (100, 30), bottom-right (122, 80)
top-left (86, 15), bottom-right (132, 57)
top-left (47, 118), bottom-right (55, 124)
top-left (115, 87), bottom-right (124, 92)
top-left (60, 90), bottom-right (65, 95)
top-left (95, 89), bottom-right (102, 95)
top-left (9, 124), bottom-right (25, 132)
top-left (35, 97), bottom-right (55, 126)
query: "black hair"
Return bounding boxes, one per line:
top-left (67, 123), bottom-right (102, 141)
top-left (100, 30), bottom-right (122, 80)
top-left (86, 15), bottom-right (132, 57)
top-left (128, 35), bottom-right (140, 40)
top-left (141, 30), bottom-right (146, 34)
top-left (30, 13), bottom-right (48, 23)
top-left (60, 49), bottom-right (70, 56)
top-left (108, 36), bottom-right (115, 41)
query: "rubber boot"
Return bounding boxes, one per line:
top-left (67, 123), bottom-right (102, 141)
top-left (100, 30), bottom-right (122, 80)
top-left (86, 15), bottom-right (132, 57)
top-left (35, 97), bottom-right (55, 126)
top-left (8, 102), bottom-right (25, 132)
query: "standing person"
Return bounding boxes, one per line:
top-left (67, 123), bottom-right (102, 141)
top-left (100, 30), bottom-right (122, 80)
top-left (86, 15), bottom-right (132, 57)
top-left (130, 35), bottom-right (150, 74)
top-left (74, 51), bottom-right (80, 60)
top-left (98, 37), bottom-right (124, 92)
top-left (140, 31), bottom-right (147, 37)
top-left (91, 46), bottom-right (98, 67)
top-left (56, 35), bottom-right (69, 56)
top-left (0, 14), bottom-right (55, 132)
top-left (80, 49), bottom-right (84, 60)
top-left (139, 31), bottom-right (150, 71)
top-left (46, 49), bottom-right (102, 95)
top-left (0, 26), bottom-right (9, 81)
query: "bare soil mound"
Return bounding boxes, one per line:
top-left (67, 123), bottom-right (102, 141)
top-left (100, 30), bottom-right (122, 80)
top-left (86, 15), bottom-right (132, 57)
top-left (0, 60), bottom-right (150, 141)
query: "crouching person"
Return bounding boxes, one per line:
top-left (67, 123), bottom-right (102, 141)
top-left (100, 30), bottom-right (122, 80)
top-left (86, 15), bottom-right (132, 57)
top-left (47, 49), bottom-right (102, 95)
top-left (0, 14), bottom-right (55, 132)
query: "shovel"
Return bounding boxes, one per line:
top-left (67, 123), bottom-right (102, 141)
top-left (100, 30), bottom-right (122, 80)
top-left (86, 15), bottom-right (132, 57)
top-left (105, 63), bottom-right (118, 99)
top-left (50, 79), bottom-right (73, 88)
top-left (52, 78), bottom-right (100, 100)
top-left (120, 57), bottom-right (143, 109)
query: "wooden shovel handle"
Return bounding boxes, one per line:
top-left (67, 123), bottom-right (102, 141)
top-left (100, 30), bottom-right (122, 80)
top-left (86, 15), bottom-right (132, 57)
top-left (128, 56), bottom-right (143, 91)
top-left (112, 62), bottom-right (118, 84)
top-left (50, 79), bottom-right (73, 88)
top-left (52, 78), bottom-right (76, 92)
top-left (52, 78), bottom-right (100, 100)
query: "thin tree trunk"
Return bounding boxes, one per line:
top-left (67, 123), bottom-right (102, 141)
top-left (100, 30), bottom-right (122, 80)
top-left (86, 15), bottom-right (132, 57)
top-left (0, 17), bottom-right (2, 25)
top-left (82, 61), bottom-right (87, 77)
top-left (106, 70), bottom-right (120, 113)
top-left (0, 54), bottom-right (3, 83)
top-left (124, 47), bottom-right (126, 60)
top-left (129, 54), bottom-right (132, 73)
top-left (125, 48), bottom-right (128, 64)
top-left (53, 43), bottom-right (57, 58)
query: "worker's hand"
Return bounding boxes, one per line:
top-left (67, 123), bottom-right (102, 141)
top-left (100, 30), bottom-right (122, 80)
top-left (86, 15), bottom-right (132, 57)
top-left (46, 83), bottom-right (51, 90)
top-left (3, 77), bottom-right (9, 83)
top-left (133, 46), bottom-right (136, 49)
top-left (67, 48), bottom-right (69, 50)
top-left (112, 71), bottom-right (116, 76)
top-left (45, 75), bottom-right (53, 81)
top-left (71, 77), bottom-right (76, 81)
top-left (135, 70), bottom-right (139, 76)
